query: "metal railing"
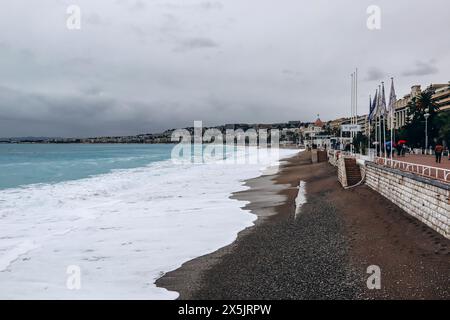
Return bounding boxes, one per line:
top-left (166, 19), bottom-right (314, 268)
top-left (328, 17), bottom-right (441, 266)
top-left (328, 149), bottom-right (373, 161)
top-left (375, 157), bottom-right (450, 182)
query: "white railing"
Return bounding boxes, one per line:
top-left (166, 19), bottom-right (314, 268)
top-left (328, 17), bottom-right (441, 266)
top-left (375, 157), bottom-right (450, 182)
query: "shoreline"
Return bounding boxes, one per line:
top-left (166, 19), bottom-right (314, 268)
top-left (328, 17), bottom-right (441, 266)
top-left (157, 151), bottom-right (450, 299)
top-left (155, 150), bottom-right (304, 299)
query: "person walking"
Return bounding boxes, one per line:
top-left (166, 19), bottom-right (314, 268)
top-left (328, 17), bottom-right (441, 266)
top-left (435, 143), bottom-right (444, 164)
top-left (396, 142), bottom-right (402, 156)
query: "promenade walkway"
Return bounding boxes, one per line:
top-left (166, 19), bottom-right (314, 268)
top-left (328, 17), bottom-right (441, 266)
top-left (376, 154), bottom-right (450, 182)
top-left (394, 154), bottom-right (450, 169)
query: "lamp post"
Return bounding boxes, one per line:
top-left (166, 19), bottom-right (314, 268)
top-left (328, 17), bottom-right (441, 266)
top-left (424, 109), bottom-right (430, 154)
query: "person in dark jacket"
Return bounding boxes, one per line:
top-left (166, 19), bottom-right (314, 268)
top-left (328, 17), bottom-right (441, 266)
top-left (435, 143), bottom-right (444, 163)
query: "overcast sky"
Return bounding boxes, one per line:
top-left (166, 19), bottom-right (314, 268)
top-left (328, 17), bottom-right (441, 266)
top-left (0, 0), bottom-right (449, 137)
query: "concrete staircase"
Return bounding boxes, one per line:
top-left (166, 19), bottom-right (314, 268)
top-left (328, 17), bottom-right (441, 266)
top-left (344, 158), bottom-right (362, 186)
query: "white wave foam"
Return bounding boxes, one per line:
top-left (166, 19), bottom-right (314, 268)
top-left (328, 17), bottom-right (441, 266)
top-left (0, 147), bottom-right (299, 299)
top-left (295, 181), bottom-right (307, 218)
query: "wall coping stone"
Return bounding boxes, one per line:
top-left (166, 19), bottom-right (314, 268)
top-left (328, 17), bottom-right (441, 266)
top-left (366, 161), bottom-right (450, 191)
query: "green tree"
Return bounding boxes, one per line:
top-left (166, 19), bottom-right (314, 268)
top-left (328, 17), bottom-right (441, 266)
top-left (435, 111), bottom-right (450, 145)
top-left (353, 132), bottom-right (368, 155)
top-left (398, 90), bottom-right (440, 148)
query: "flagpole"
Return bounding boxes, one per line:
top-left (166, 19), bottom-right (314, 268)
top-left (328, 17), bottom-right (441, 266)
top-left (383, 115), bottom-right (386, 158)
top-left (390, 77), bottom-right (394, 162)
top-left (355, 68), bottom-right (358, 137)
top-left (370, 90), bottom-right (378, 157)
top-left (378, 85), bottom-right (381, 157)
top-left (372, 89), bottom-right (378, 158)
top-left (375, 115), bottom-right (378, 157)
top-left (380, 82), bottom-right (386, 158)
top-left (368, 95), bottom-right (371, 158)
top-left (383, 113), bottom-right (387, 158)
top-left (379, 115), bottom-right (381, 157)
top-left (351, 73), bottom-right (354, 154)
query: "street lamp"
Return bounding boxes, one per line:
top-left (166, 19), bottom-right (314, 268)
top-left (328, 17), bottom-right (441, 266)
top-left (424, 109), bottom-right (430, 153)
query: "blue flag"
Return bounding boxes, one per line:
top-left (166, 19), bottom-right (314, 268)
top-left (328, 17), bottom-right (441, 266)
top-left (369, 89), bottom-right (378, 121)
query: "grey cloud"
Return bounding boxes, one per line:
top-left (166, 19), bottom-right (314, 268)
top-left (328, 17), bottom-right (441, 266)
top-left (129, 24), bottom-right (151, 39)
top-left (175, 37), bottom-right (219, 51)
top-left (159, 1), bottom-right (223, 11)
top-left (365, 67), bottom-right (385, 81)
top-left (79, 85), bottom-right (104, 96)
top-left (115, 0), bottom-right (147, 11)
top-left (402, 60), bottom-right (439, 76)
top-left (131, 1), bottom-right (147, 11)
top-left (0, 85), bottom-right (178, 137)
top-left (282, 70), bottom-right (302, 77)
top-left (199, 1), bottom-right (223, 10)
top-left (64, 57), bottom-right (94, 67)
top-left (0, 0), bottom-right (449, 137)
top-left (85, 13), bottom-right (103, 26)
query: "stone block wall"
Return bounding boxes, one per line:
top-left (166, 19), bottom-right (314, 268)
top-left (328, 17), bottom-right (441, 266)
top-left (337, 157), bottom-right (348, 188)
top-left (317, 151), bottom-right (328, 163)
top-left (311, 150), bottom-right (318, 163)
top-left (365, 162), bottom-right (450, 239)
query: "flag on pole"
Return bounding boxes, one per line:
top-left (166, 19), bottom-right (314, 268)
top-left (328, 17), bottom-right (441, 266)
top-left (388, 78), bottom-right (397, 160)
top-left (379, 82), bottom-right (387, 116)
top-left (369, 89), bottom-right (378, 121)
top-left (380, 82), bottom-right (387, 156)
top-left (388, 78), bottom-right (397, 127)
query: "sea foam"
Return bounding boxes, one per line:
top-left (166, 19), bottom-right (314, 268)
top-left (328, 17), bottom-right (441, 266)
top-left (0, 147), bottom-right (300, 299)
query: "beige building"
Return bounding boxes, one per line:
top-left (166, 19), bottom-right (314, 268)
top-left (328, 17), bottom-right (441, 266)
top-left (393, 85), bottom-right (421, 129)
top-left (328, 117), bottom-right (349, 133)
top-left (432, 82), bottom-right (450, 112)
top-left (327, 115), bottom-right (368, 136)
top-left (393, 82), bottom-right (450, 129)
top-left (357, 114), bottom-right (369, 136)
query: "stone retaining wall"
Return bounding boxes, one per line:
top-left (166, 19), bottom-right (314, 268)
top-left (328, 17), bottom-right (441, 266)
top-left (365, 162), bottom-right (450, 239)
top-left (337, 157), bottom-right (348, 188)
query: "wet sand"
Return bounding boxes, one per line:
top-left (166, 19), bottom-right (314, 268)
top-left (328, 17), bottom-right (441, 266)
top-left (156, 151), bottom-right (450, 299)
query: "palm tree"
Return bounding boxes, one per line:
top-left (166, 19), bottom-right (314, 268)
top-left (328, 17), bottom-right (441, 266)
top-left (418, 89), bottom-right (440, 147)
top-left (416, 89), bottom-right (440, 112)
top-left (399, 90), bottom-right (441, 148)
top-left (436, 111), bottom-right (450, 146)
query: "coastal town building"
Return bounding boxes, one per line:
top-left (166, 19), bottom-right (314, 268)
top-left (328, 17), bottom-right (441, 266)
top-left (301, 117), bottom-right (324, 138)
top-left (326, 115), bottom-right (368, 137)
top-left (356, 115), bottom-right (369, 136)
top-left (432, 82), bottom-right (450, 112)
top-left (393, 84), bottom-right (421, 129)
top-left (299, 117), bottom-right (336, 148)
top-left (328, 117), bottom-right (349, 133)
top-left (393, 82), bottom-right (450, 129)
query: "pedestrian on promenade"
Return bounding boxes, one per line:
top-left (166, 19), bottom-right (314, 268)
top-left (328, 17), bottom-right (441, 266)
top-left (396, 143), bottom-right (402, 156)
top-left (386, 142), bottom-right (392, 157)
top-left (435, 143), bottom-right (443, 163)
top-left (401, 144), bottom-right (407, 157)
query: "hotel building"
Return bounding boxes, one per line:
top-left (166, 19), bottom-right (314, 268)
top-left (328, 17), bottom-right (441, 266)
top-left (393, 82), bottom-right (450, 129)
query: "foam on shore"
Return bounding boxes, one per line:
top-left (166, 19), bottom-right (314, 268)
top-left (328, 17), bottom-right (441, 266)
top-left (295, 181), bottom-right (307, 218)
top-left (0, 147), bottom-right (300, 299)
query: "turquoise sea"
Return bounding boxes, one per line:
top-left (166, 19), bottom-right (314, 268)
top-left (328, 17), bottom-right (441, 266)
top-left (0, 144), bottom-right (174, 190)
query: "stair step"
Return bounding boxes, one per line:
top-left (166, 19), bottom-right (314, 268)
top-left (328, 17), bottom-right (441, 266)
top-left (343, 157), bottom-right (361, 186)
